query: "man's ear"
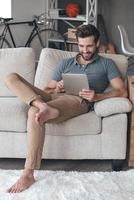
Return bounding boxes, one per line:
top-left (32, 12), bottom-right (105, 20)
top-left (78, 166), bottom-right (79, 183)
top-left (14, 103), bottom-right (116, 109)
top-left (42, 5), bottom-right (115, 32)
top-left (96, 40), bottom-right (100, 48)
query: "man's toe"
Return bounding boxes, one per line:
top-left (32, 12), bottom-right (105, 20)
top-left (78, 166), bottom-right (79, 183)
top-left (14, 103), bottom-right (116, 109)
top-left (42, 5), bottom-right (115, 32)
top-left (7, 186), bottom-right (13, 193)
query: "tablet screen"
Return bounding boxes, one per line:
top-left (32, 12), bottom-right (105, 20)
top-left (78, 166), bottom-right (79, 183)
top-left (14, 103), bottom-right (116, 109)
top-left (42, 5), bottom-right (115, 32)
top-left (62, 73), bottom-right (89, 95)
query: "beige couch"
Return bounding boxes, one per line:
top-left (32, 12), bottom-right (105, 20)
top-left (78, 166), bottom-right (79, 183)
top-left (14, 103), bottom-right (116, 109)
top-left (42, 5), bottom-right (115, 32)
top-left (0, 47), bottom-right (132, 170)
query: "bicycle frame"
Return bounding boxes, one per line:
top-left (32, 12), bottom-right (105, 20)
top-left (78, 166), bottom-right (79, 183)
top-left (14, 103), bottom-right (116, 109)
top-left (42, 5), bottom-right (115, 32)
top-left (0, 19), bottom-right (45, 48)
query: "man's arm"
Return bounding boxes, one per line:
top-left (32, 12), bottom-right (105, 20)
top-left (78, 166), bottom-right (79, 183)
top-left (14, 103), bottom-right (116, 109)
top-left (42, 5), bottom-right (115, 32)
top-left (95, 77), bottom-right (128, 101)
top-left (44, 80), bottom-right (65, 94)
top-left (79, 77), bottom-right (128, 102)
top-left (43, 80), bottom-right (57, 93)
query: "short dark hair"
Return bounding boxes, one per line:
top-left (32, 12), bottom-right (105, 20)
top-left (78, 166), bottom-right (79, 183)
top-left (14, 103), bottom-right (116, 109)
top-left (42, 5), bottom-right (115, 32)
top-left (75, 24), bottom-right (100, 43)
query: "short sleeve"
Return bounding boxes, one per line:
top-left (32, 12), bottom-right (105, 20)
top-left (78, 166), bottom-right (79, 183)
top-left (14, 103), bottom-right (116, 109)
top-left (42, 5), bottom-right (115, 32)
top-left (106, 59), bottom-right (121, 81)
top-left (51, 60), bottom-right (65, 81)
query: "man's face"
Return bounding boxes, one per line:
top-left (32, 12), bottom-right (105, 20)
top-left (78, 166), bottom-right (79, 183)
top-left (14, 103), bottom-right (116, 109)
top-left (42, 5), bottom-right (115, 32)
top-left (77, 36), bottom-right (99, 61)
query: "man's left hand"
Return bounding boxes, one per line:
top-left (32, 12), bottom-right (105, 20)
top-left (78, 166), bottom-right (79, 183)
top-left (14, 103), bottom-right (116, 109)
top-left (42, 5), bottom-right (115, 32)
top-left (79, 89), bottom-right (96, 102)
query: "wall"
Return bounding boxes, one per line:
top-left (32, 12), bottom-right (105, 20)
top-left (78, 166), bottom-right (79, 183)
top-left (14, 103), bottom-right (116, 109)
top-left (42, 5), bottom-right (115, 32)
top-left (99, 0), bottom-right (134, 53)
top-left (8, 0), bottom-right (46, 46)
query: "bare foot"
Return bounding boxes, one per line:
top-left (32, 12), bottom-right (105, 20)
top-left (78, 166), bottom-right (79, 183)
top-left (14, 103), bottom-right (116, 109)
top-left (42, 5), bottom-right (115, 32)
top-left (7, 170), bottom-right (35, 193)
top-left (35, 103), bottom-right (59, 125)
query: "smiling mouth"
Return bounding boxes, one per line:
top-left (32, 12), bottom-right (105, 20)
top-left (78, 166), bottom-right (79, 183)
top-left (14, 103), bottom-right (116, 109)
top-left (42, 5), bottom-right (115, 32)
top-left (83, 53), bottom-right (92, 57)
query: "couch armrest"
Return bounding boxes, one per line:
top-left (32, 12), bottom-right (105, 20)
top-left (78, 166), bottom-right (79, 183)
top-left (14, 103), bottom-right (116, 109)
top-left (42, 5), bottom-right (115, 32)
top-left (94, 97), bottom-right (132, 117)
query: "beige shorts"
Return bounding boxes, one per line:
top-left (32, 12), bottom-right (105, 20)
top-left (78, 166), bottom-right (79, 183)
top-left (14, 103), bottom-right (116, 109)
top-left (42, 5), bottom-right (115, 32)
top-left (45, 93), bottom-right (90, 123)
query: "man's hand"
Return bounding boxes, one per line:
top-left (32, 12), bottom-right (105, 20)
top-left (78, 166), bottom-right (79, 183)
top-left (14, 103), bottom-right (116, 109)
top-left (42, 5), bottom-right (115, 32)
top-left (55, 80), bottom-right (65, 93)
top-left (79, 89), bottom-right (96, 102)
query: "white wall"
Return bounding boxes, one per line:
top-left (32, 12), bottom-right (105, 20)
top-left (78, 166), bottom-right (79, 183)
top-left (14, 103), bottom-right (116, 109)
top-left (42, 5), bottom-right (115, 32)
top-left (12, 0), bottom-right (46, 20)
top-left (0, 0), bottom-right (11, 18)
top-left (99, 0), bottom-right (134, 53)
top-left (9, 0), bottom-right (47, 46)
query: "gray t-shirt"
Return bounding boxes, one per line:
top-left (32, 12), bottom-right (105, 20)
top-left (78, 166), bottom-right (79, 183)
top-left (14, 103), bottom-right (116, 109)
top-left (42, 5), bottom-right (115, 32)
top-left (52, 54), bottom-right (121, 93)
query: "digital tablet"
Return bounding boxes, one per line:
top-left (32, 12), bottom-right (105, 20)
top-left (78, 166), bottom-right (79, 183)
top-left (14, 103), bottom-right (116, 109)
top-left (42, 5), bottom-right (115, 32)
top-left (62, 73), bottom-right (89, 95)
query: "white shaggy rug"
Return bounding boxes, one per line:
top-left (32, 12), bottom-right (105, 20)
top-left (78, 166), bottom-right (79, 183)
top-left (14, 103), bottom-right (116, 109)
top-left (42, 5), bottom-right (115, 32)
top-left (0, 169), bottom-right (134, 200)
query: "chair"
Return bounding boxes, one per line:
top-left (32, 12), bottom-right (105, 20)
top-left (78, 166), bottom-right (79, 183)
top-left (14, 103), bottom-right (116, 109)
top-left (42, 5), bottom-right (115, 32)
top-left (117, 25), bottom-right (134, 56)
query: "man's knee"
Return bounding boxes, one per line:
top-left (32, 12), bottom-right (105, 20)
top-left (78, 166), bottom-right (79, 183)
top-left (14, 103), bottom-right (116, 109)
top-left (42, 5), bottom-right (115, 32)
top-left (4, 73), bottom-right (20, 86)
top-left (28, 106), bottom-right (39, 118)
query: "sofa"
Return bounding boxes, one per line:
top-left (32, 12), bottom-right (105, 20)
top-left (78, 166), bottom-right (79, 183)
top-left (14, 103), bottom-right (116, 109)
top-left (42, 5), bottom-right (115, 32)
top-left (0, 47), bottom-right (132, 170)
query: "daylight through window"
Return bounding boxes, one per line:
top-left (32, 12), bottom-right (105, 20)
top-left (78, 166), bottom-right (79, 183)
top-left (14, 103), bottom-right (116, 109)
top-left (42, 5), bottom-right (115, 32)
top-left (0, 0), bottom-right (11, 18)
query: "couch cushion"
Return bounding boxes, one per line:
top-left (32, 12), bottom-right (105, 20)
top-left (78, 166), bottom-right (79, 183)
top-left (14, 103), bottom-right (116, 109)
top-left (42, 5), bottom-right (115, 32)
top-left (0, 48), bottom-right (35, 96)
top-left (0, 97), bottom-right (29, 132)
top-left (100, 53), bottom-right (128, 79)
top-left (94, 97), bottom-right (132, 117)
top-left (45, 111), bottom-right (101, 136)
top-left (35, 48), bottom-right (77, 88)
top-left (35, 48), bottom-right (128, 88)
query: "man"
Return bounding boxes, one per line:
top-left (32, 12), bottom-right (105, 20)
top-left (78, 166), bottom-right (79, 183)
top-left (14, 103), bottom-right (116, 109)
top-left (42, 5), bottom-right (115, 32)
top-left (5, 24), bottom-right (128, 193)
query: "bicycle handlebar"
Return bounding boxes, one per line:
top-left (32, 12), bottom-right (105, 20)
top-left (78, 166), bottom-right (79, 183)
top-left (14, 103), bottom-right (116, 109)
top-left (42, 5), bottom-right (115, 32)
top-left (0, 17), bottom-right (13, 22)
top-left (0, 15), bottom-right (51, 27)
top-left (0, 17), bottom-right (13, 24)
top-left (4, 18), bottom-right (13, 22)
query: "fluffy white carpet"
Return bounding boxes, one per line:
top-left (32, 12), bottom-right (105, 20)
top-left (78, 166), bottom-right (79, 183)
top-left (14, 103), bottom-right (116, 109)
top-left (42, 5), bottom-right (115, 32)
top-left (0, 169), bottom-right (134, 200)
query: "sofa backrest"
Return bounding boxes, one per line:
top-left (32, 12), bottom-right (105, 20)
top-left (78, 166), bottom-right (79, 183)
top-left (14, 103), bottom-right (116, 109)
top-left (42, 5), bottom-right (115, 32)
top-left (0, 48), bottom-right (35, 96)
top-left (35, 48), bottom-right (128, 89)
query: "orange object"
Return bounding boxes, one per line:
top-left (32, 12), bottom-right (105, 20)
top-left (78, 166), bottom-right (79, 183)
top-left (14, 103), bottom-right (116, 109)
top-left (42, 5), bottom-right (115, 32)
top-left (65, 3), bottom-right (80, 17)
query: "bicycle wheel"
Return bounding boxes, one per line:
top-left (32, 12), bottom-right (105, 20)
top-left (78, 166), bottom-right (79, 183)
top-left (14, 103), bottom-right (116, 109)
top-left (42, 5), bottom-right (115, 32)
top-left (29, 28), bottom-right (67, 61)
top-left (0, 38), bottom-right (11, 48)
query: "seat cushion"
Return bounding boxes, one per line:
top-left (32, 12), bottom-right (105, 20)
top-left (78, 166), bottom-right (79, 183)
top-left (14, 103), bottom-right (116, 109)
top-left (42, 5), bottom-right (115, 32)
top-left (0, 97), bottom-right (29, 132)
top-left (46, 111), bottom-right (101, 136)
top-left (0, 48), bottom-right (35, 96)
top-left (94, 97), bottom-right (132, 117)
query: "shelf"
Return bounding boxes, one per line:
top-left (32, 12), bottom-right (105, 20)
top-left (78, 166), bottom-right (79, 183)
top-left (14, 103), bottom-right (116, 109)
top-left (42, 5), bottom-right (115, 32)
top-left (48, 38), bottom-right (65, 43)
top-left (48, 37), bottom-right (77, 43)
top-left (47, 0), bottom-right (98, 27)
top-left (46, 0), bottom-right (98, 50)
top-left (48, 37), bottom-right (78, 52)
top-left (47, 16), bottom-right (86, 22)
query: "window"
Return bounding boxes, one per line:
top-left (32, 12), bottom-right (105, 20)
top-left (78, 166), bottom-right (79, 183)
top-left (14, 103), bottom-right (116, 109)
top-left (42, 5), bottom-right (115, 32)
top-left (0, 0), bottom-right (11, 18)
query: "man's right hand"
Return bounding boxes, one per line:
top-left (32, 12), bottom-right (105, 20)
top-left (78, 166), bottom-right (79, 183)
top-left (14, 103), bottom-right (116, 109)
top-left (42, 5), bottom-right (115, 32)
top-left (55, 80), bottom-right (65, 93)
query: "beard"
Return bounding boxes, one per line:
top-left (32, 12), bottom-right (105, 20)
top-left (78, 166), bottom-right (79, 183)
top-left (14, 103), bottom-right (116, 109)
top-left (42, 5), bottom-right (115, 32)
top-left (80, 52), bottom-right (96, 61)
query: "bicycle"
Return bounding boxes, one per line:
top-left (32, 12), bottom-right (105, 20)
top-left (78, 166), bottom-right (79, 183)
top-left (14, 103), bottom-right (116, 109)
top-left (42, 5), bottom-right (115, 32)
top-left (0, 15), bottom-right (67, 60)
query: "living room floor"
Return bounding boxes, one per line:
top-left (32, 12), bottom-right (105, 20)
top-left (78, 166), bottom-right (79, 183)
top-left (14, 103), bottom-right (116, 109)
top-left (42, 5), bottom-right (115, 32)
top-left (0, 158), bottom-right (130, 172)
